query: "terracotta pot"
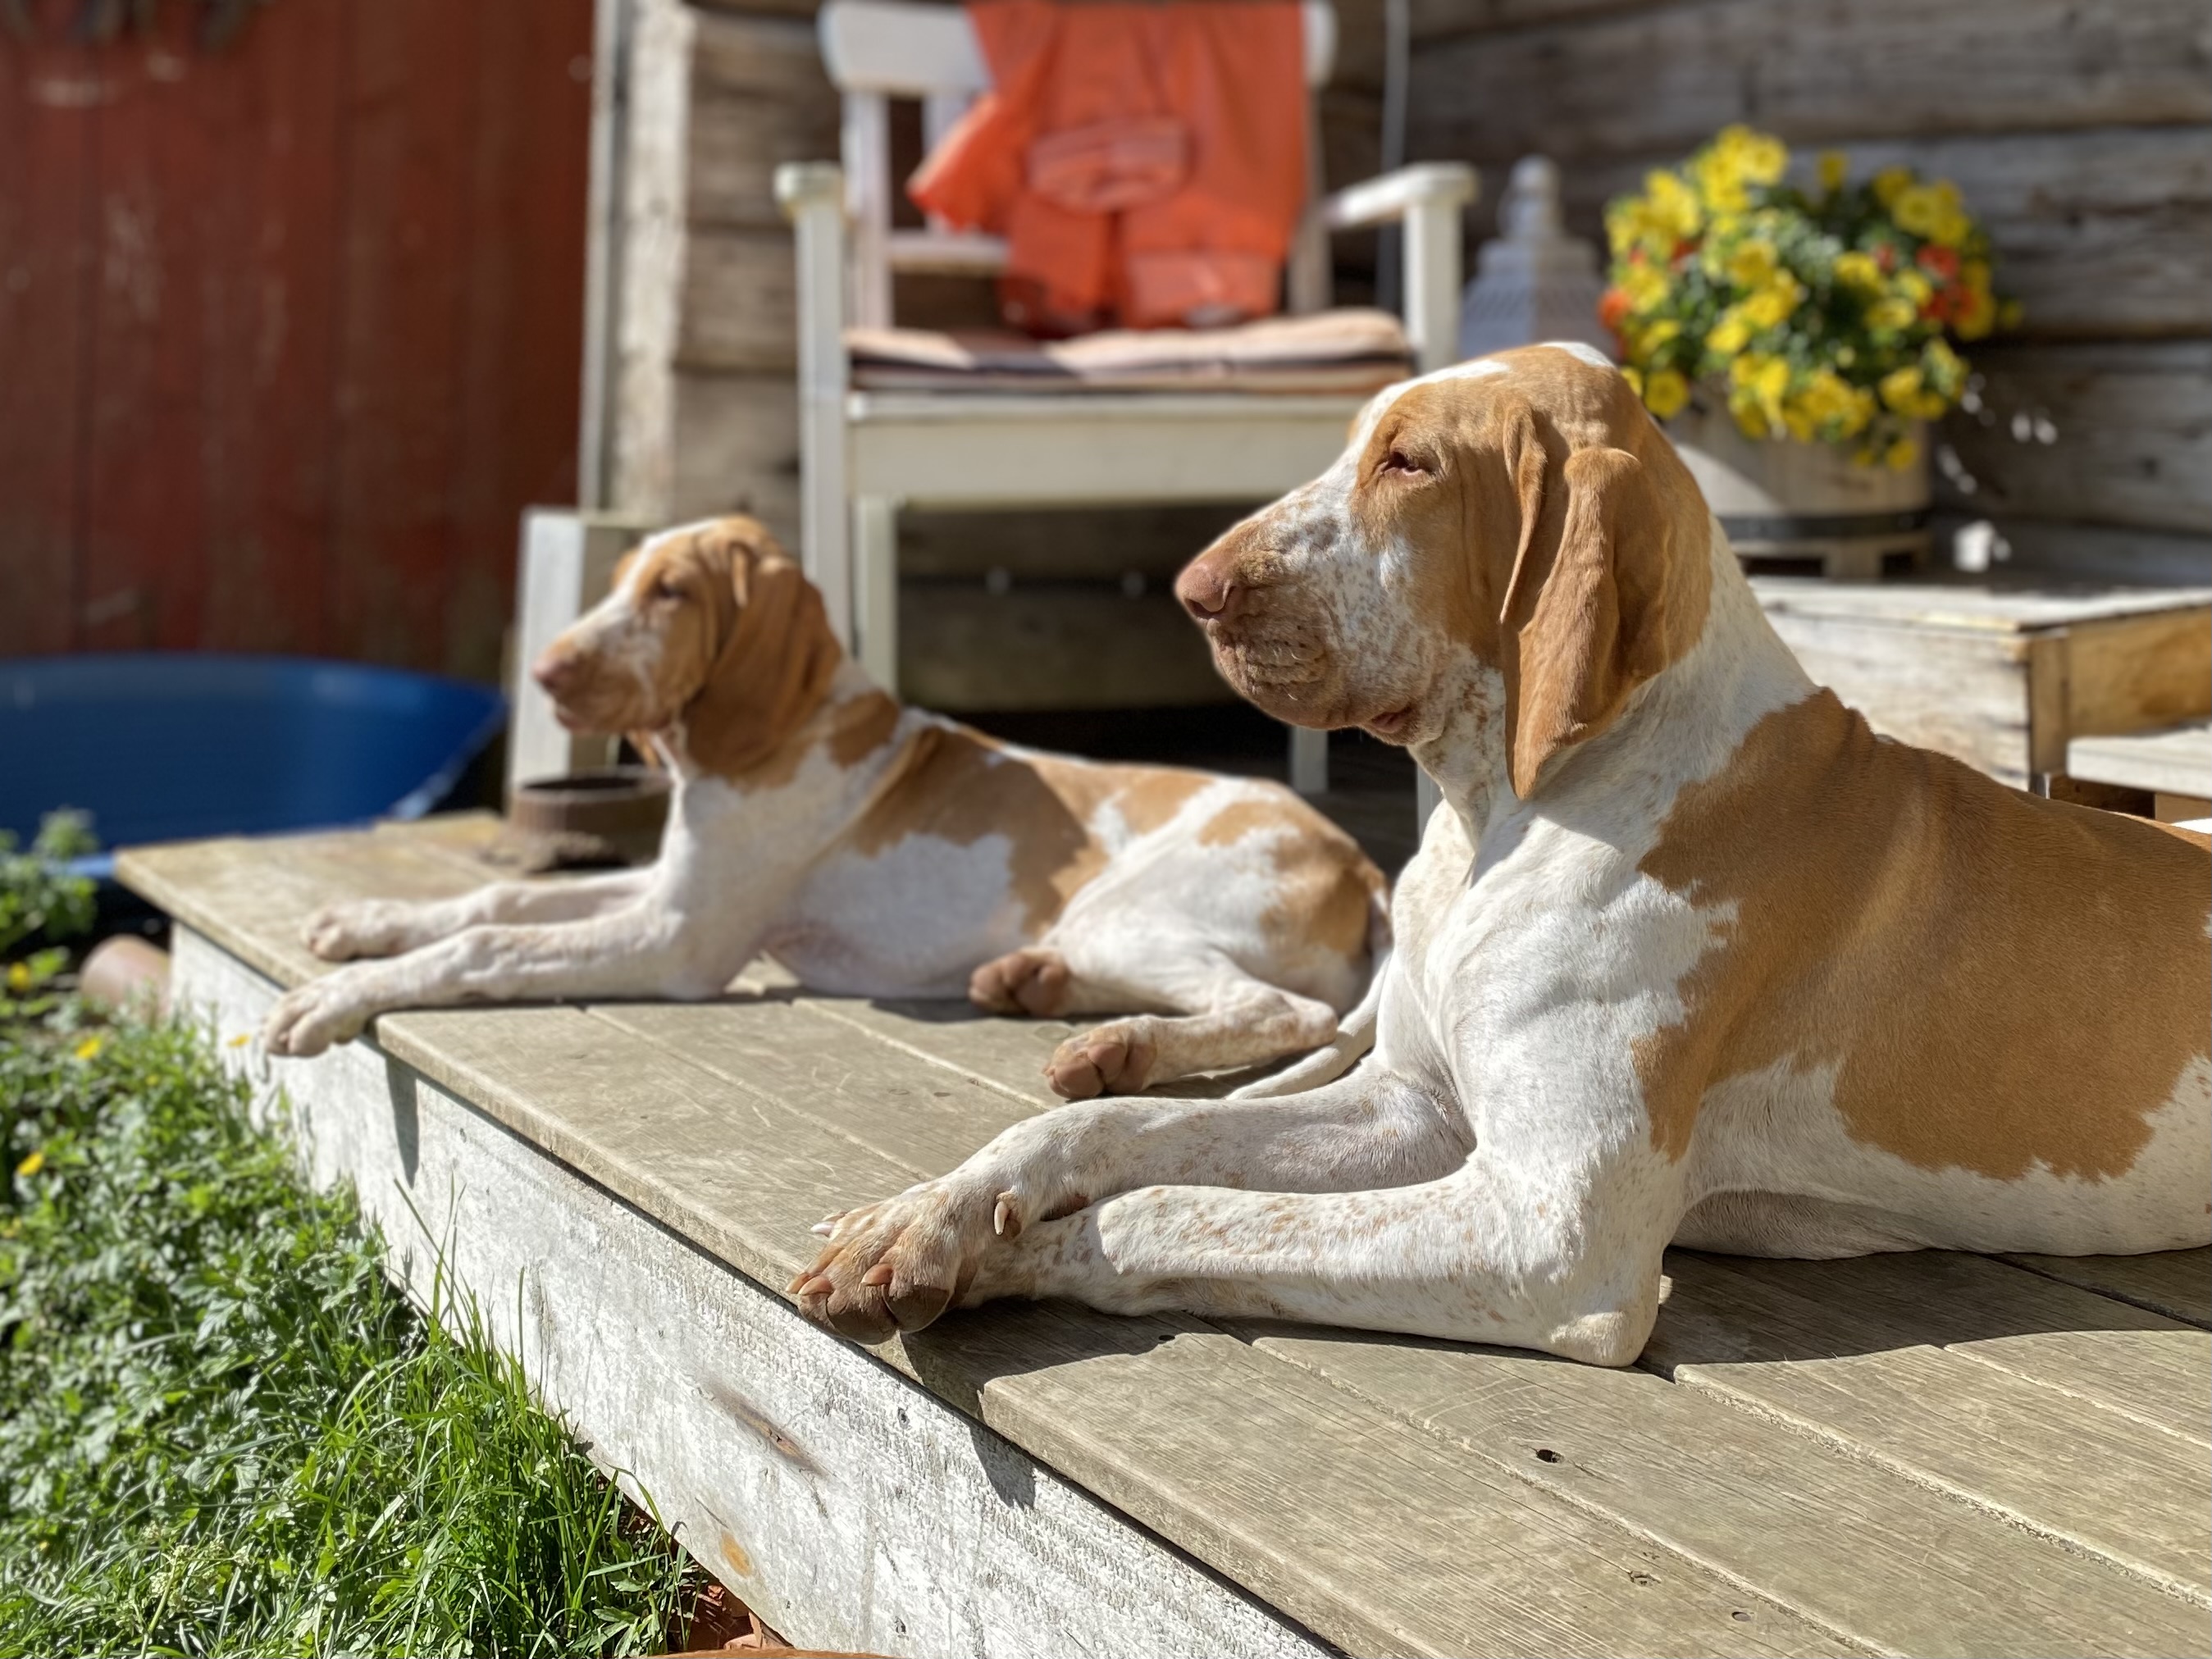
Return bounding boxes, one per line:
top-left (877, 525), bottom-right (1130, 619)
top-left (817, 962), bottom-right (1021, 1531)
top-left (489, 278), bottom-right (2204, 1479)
top-left (1664, 399), bottom-right (1931, 580)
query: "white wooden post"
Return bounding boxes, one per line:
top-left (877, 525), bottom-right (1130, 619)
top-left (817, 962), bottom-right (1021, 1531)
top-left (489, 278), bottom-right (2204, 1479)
top-left (852, 495), bottom-right (901, 690)
top-left (509, 508), bottom-right (658, 801)
top-left (776, 162), bottom-right (855, 652)
top-left (841, 92), bottom-right (893, 329)
top-left (1402, 168), bottom-right (1475, 375)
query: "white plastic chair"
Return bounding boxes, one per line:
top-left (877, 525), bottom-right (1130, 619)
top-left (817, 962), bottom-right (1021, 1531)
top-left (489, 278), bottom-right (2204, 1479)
top-left (776, 0), bottom-right (1475, 793)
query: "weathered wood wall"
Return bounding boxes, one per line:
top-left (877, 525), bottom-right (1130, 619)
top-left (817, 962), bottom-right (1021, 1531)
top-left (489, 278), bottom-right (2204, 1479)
top-left (0, 0), bottom-right (595, 679)
top-left (1407, 0), bottom-right (2212, 578)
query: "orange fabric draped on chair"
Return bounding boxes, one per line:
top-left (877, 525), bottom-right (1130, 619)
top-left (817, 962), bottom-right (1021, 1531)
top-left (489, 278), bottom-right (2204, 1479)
top-left (909, 0), bottom-right (1309, 335)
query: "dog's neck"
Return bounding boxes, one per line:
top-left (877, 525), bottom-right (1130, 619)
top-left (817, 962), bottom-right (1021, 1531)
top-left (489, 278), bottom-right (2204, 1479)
top-left (1415, 520), bottom-right (1814, 845)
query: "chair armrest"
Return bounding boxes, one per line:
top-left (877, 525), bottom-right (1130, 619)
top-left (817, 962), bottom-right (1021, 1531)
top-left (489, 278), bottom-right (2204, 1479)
top-left (1321, 162), bottom-right (1476, 233)
top-left (775, 162), bottom-right (857, 636)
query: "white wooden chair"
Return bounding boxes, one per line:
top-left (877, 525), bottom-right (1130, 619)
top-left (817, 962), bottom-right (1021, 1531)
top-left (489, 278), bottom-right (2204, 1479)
top-left (775, 0), bottom-right (1475, 793)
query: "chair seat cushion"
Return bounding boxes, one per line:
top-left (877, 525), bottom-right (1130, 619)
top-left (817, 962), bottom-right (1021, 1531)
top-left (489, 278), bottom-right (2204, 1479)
top-left (846, 308), bottom-right (1412, 394)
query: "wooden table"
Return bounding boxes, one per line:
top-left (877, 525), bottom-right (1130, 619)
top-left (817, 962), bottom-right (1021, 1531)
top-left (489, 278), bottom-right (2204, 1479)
top-left (119, 818), bottom-right (2212, 1659)
top-left (1752, 576), bottom-right (2212, 790)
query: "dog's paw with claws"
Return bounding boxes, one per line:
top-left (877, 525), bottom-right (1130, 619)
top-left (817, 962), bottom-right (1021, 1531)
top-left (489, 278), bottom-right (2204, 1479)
top-left (261, 972), bottom-right (379, 1058)
top-left (303, 898), bottom-right (430, 962)
top-left (791, 1175), bottom-right (1058, 1342)
top-left (1046, 1021), bottom-right (1156, 1099)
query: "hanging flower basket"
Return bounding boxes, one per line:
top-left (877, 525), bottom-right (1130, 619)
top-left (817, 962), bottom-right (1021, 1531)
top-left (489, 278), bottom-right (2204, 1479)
top-left (1600, 126), bottom-right (2017, 578)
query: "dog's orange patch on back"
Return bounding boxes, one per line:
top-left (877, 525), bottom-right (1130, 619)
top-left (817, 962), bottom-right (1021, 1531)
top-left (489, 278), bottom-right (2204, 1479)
top-left (1634, 689), bottom-right (2212, 1178)
top-left (851, 734), bottom-right (1207, 928)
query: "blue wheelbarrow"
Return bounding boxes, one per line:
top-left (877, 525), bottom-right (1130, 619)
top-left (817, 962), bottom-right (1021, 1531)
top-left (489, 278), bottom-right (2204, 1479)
top-left (0, 654), bottom-right (506, 879)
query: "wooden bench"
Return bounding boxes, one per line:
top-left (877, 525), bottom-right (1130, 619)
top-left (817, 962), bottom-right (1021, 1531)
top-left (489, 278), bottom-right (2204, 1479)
top-left (1751, 576), bottom-right (2212, 791)
top-left (2067, 721), bottom-right (2212, 825)
top-left (119, 818), bottom-right (2212, 1658)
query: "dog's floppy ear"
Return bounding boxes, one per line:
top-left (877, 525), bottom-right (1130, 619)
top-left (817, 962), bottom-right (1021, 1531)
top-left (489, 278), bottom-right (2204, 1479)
top-left (1499, 444), bottom-right (1686, 799)
top-left (683, 528), bottom-right (844, 779)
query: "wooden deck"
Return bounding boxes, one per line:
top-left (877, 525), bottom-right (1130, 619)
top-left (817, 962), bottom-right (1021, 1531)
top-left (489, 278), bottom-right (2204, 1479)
top-left (119, 817), bottom-right (2212, 1659)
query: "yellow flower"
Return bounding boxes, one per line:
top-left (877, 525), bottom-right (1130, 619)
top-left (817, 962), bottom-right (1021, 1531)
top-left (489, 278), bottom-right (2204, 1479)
top-left (1726, 239), bottom-right (1778, 289)
top-left (1867, 297), bottom-right (1915, 332)
top-left (228, 1031), bottom-right (253, 1049)
top-left (1691, 127), bottom-right (1785, 215)
top-left (4, 962), bottom-right (28, 993)
top-left (1817, 150), bottom-right (1849, 194)
top-left (1646, 170), bottom-right (1703, 241)
top-left (1740, 273), bottom-right (1804, 330)
top-left (1871, 166), bottom-right (1913, 208)
top-left (1620, 365), bottom-right (1645, 398)
top-left (1833, 251), bottom-right (1882, 294)
top-left (1707, 312), bottom-right (1752, 357)
top-left (1794, 368), bottom-right (1874, 440)
top-left (1727, 352), bottom-right (1791, 436)
top-left (1922, 337), bottom-right (1963, 387)
top-left (1891, 179), bottom-right (1964, 244)
top-left (1643, 367), bottom-right (1690, 420)
top-left (1885, 435), bottom-right (1921, 472)
top-left (1894, 269), bottom-right (1932, 305)
top-left (73, 1035), bottom-right (104, 1062)
top-left (1617, 260), bottom-right (1669, 314)
top-left (15, 1150), bottom-right (43, 1179)
top-left (1878, 364), bottom-right (1947, 419)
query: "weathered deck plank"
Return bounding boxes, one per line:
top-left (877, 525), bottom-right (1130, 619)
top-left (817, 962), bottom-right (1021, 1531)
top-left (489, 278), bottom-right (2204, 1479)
top-left (1646, 1256), bottom-right (2210, 1600)
top-left (116, 822), bottom-right (2212, 1657)
top-left (1652, 1251), bottom-right (2212, 1447)
top-left (1240, 1323), bottom-right (2210, 1653)
top-left (2000, 1247), bottom-right (2212, 1329)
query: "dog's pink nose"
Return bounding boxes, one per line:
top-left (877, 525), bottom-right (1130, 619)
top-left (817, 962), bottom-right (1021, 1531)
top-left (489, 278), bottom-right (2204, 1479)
top-left (532, 648), bottom-right (581, 697)
top-left (1175, 562), bottom-right (1245, 627)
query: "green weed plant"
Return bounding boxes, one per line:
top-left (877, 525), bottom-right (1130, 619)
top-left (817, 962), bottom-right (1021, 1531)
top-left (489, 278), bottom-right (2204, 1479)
top-left (0, 1009), bottom-right (705, 1657)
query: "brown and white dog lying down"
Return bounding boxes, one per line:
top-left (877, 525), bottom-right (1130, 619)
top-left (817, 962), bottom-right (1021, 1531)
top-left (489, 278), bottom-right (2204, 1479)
top-left (261, 517), bottom-right (1389, 1100)
top-left (791, 343), bottom-right (2212, 1364)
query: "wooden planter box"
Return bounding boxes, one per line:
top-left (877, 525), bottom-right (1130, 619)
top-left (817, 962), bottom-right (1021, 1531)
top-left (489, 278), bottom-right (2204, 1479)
top-left (1752, 577), bottom-right (2212, 789)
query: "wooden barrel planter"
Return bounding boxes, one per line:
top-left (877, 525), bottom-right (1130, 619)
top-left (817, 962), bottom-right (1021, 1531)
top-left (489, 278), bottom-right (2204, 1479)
top-left (1666, 403), bottom-right (1931, 581)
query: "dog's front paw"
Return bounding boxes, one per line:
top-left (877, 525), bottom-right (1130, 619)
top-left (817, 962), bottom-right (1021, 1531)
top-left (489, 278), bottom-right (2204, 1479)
top-left (790, 1175), bottom-right (1038, 1342)
top-left (1046, 1020), bottom-right (1156, 1099)
top-left (262, 973), bottom-right (378, 1057)
top-left (303, 899), bottom-right (424, 962)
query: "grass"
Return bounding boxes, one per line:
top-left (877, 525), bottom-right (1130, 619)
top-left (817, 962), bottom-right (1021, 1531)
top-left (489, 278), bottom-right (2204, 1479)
top-left (0, 996), bottom-right (709, 1657)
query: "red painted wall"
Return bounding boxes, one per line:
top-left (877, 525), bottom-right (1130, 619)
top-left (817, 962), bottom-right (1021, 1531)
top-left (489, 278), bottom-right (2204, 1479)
top-left (0, 0), bottom-right (594, 682)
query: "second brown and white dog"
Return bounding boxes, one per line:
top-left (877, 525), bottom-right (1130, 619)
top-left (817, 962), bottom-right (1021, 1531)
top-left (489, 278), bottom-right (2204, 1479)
top-left (261, 517), bottom-right (1387, 1099)
top-left (790, 344), bottom-right (2210, 1361)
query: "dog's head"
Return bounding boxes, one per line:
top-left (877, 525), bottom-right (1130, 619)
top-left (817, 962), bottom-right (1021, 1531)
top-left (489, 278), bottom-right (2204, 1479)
top-left (1174, 344), bottom-right (1713, 798)
top-left (532, 516), bottom-right (843, 777)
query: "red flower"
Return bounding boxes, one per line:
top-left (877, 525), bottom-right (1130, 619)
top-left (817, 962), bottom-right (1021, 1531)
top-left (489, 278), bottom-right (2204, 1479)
top-left (1916, 244), bottom-right (1960, 281)
top-left (1599, 287), bottom-right (1634, 330)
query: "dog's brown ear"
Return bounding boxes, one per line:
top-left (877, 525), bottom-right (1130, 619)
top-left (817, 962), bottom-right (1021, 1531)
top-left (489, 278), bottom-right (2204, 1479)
top-left (1500, 445), bottom-right (1688, 799)
top-left (683, 529), bottom-right (844, 779)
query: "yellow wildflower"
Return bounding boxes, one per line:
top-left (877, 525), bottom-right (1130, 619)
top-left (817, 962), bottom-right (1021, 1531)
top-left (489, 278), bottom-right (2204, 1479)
top-left (1643, 367), bottom-right (1690, 420)
top-left (1833, 251), bottom-right (1882, 294)
top-left (1617, 260), bottom-right (1669, 314)
top-left (1620, 365), bottom-right (1645, 398)
top-left (228, 1031), bottom-right (253, 1048)
top-left (1707, 312), bottom-right (1752, 357)
top-left (15, 1150), bottom-right (43, 1179)
top-left (74, 1035), bottom-right (104, 1062)
top-left (1740, 273), bottom-right (1804, 330)
top-left (1878, 365), bottom-right (1947, 420)
top-left (1885, 435), bottom-right (1921, 472)
top-left (1646, 170), bottom-right (1703, 241)
top-left (1726, 239), bottom-right (1778, 289)
top-left (4, 962), bottom-right (28, 993)
top-left (1817, 151), bottom-right (1849, 194)
top-left (1867, 297), bottom-right (1915, 332)
top-left (1728, 352), bottom-right (1791, 435)
top-left (1894, 268), bottom-right (1933, 306)
top-left (1870, 166), bottom-right (1913, 208)
top-left (1692, 126), bottom-right (1786, 214)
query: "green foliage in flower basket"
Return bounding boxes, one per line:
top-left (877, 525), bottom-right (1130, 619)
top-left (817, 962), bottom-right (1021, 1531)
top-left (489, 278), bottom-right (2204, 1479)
top-left (1601, 125), bottom-right (2018, 470)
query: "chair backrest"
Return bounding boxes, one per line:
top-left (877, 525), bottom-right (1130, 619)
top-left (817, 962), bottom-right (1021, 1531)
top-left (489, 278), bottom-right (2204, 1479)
top-left (817, 0), bottom-right (1338, 327)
